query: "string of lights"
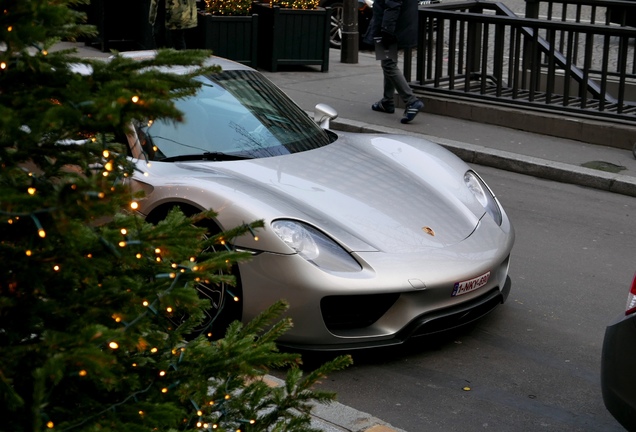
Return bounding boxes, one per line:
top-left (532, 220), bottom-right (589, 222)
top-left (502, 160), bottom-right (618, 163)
top-left (203, 0), bottom-right (320, 15)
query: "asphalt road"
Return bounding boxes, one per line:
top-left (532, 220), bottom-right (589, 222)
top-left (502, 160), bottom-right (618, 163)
top-left (304, 165), bottom-right (635, 432)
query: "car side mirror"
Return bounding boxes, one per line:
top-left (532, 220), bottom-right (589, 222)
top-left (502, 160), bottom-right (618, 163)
top-left (314, 103), bottom-right (338, 129)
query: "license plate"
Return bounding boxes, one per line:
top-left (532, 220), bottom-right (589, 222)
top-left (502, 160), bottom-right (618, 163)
top-left (452, 271), bottom-right (490, 297)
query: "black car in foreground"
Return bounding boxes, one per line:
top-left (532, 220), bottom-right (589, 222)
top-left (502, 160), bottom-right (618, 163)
top-left (601, 272), bottom-right (636, 431)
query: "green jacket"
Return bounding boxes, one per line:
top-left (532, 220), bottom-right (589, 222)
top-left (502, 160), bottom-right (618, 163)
top-left (149, 0), bottom-right (197, 30)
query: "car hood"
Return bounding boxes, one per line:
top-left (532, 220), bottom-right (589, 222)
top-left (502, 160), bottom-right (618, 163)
top-left (141, 133), bottom-right (487, 253)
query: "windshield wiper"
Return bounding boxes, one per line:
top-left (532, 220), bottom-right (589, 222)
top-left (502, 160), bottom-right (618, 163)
top-left (159, 152), bottom-right (253, 162)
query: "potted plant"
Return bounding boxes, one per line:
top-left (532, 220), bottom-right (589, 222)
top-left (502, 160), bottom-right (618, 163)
top-left (252, 0), bottom-right (331, 72)
top-left (186, 0), bottom-right (259, 66)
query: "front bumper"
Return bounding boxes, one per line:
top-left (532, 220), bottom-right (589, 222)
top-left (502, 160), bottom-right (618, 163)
top-left (278, 276), bottom-right (511, 351)
top-left (239, 243), bottom-right (512, 350)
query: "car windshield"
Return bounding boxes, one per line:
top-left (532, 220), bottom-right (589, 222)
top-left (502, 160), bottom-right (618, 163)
top-left (138, 69), bottom-right (333, 161)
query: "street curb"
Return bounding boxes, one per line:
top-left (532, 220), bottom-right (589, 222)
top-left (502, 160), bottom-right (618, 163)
top-left (328, 116), bottom-right (636, 198)
top-left (264, 375), bottom-right (407, 432)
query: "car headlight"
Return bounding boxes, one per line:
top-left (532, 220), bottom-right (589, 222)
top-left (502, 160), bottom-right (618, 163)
top-left (271, 220), bottom-right (362, 272)
top-left (464, 171), bottom-right (502, 226)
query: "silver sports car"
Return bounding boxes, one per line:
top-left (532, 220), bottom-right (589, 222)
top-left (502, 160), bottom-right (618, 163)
top-left (122, 52), bottom-right (515, 350)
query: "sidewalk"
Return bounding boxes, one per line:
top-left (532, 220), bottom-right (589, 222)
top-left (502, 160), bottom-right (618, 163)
top-left (59, 40), bottom-right (636, 432)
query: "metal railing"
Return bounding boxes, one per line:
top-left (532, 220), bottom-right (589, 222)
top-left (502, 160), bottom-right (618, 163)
top-left (407, 0), bottom-right (636, 123)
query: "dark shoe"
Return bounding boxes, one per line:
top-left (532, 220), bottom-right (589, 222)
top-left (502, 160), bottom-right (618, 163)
top-left (372, 100), bottom-right (395, 114)
top-left (400, 100), bottom-right (424, 124)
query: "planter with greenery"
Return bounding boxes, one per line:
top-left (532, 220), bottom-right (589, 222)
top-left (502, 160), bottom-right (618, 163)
top-left (253, 0), bottom-right (331, 72)
top-left (186, 0), bottom-right (259, 66)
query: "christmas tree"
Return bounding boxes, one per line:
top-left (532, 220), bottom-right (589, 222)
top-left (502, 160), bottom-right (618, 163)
top-left (0, 1), bottom-right (351, 431)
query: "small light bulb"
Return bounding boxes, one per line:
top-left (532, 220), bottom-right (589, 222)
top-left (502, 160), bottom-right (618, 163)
top-left (120, 228), bottom-right (127, 235)
top-left (25, 250), bottom-right (32, 256)
top-left (109, 342), bottom-right (119, 350)
top-left (159, 370), bottom-right (166, 376)
top-left (166, 307), bottom-right (173, 313)
top-left (79, 370), bottom-right (87, 377)
top-left (142, 300), bottom-right (149, 306)
top-left (132, 95), bottom-right (140, 103)
top-left (46, 421), bottom-right (54, 429)
top-left (38, 229), bottom-right (46, 238)
top-left (28, 187), bottom-right (36, 195)
top-left (130, 201), bottom-right (139, 210)
top-left (161, 388), bottom-right (168, 393)
top-left (103, 150), bottom-right (110, 158)
top-left (151, 347), bottom-right (158, 353)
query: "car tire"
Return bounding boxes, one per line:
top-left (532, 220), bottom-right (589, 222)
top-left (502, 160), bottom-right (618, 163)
top-left (189, 219), bottom-right (244, 340)
top-left (147, 205), bottom-right (243, 341)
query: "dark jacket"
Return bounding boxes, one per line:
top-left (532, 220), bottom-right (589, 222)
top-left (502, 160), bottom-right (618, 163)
top-left (364, 0), bottom-right (418, 49)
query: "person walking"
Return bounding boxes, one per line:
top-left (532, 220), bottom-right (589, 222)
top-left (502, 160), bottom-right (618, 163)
top-left (365, 0), bottom-right (424, 124)
top-left (149, 0), bottom-right (198, 50)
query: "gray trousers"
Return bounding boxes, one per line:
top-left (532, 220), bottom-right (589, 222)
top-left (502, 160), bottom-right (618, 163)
top-left (380, 57), bottom-right (418, 107)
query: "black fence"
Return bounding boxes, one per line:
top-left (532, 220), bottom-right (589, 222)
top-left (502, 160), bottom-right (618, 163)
top-left (407, 0), bottom-right (636, 123)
